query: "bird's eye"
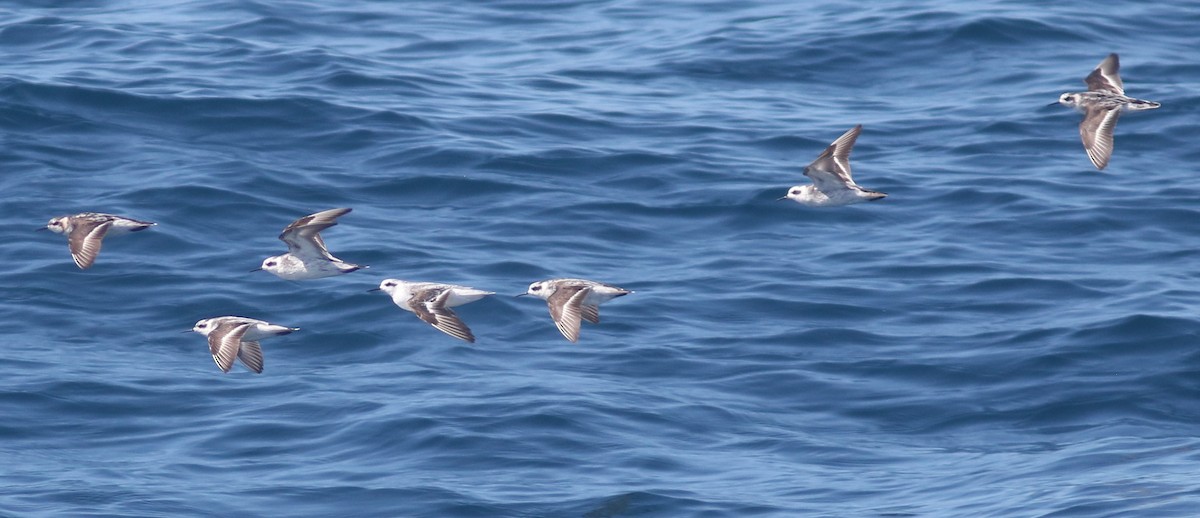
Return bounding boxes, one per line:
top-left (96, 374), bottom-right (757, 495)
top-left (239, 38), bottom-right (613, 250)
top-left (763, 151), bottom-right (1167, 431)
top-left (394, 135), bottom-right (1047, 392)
top-left (791, 190), bottom-right (800, 195)
top-left (267, 261), bottom-right (276, 267)
top-left (198, 324), bottom-right (206, 329)
top-left (532, 286), bottom-right (541, 291)
top-left (385, 282), bottom-right (395, 287)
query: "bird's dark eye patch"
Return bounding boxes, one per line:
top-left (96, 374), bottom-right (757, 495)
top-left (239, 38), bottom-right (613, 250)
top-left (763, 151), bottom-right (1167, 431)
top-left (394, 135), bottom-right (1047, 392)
top-left (791, 190), bottom-right (800, 195)
top-left (267, 261), bottom-right (276, 267)
top-left (385, 282), bottom-right (395, 287)
top-left (532, 286), bottom-right (541, 291)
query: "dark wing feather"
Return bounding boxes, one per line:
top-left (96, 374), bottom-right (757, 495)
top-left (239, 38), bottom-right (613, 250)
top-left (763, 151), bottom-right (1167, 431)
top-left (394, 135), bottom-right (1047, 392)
top-left (1085, 53), bottom-right (1123, 95)
top-left (278, 208), bottom-right (351, 259)
top-left (68, 220), bottom-right (113, 269)
top-left (547, 286), bottom-right (590, 343)
top-left (410, 289), bottom-right (476, 343)
top-left (280, 208), bottom-right (352, 233)
top-left (581, 304), bottom-right (600, 324)
top-left (237, 341), bottom-right (264, 373)
top-left (804, 125), bottom-right (862, 186)
top-left (209, 323), bottom-right (252, 373)
top-left (1079, 106), bottom-right (1120, 170)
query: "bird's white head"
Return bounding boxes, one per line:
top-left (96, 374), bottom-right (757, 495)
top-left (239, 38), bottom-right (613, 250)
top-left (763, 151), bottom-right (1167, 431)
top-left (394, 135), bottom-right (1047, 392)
top-left (526, 280), bottom-right (556, 300)
top-left (780, 184), bottom-right (817, 204)
top-left (377, 278), bottom-right (406, 296)
top-left (260, 255), bottom-right (285, 274)
top-left (1058, 93), bottom-right (1080, 107)
top-left (45, 216), bottom-right (70, 234)
top-left (192, 318), bottom-right (217, 336)
top-left (787, 185), bottom-right (805, 200)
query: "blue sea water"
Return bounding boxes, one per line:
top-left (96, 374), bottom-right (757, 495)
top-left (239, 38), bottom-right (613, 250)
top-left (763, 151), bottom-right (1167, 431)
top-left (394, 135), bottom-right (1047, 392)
top-left (2, 0), bottom-right (1199, 515)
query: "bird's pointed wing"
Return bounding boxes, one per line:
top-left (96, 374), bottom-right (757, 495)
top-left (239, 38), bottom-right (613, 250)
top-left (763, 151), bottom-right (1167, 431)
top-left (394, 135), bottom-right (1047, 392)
top-left (280, 208), bottom-right (352, 233)
top-left (209, 322), bottom-right (253, 373)
top-left (805, 166), bottom-right (855, 197)
top-left (237, 341), bottom-right (264, 373)
top-left (1080, 106), bottom-right (1121, 170)
top-left (581, 304), bottom-right (600, 324)
top-left (1085, 53), bottom-right (1123, 95)
top-left (410, 289), bottom-right (476, 343)
top-left (278, 208), bottom-right (351, 259)
top-left (547, 286), bottom-right (590, 343)
top-left (804, 125), bottom-right (862, 184)
top-left (280, 222), bottom-right (338, 258)
top-left (68, 219), bottom-right (113, 269)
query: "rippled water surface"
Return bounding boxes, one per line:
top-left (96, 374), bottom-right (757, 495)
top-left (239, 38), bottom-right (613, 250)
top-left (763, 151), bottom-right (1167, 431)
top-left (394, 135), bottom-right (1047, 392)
top-left (3, 0), bottom-right (1199, 516)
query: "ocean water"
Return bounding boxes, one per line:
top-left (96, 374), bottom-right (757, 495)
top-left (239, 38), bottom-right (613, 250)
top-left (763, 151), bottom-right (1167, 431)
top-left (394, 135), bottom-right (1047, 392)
top-left (2, 0), bottom-right (1199, 516)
